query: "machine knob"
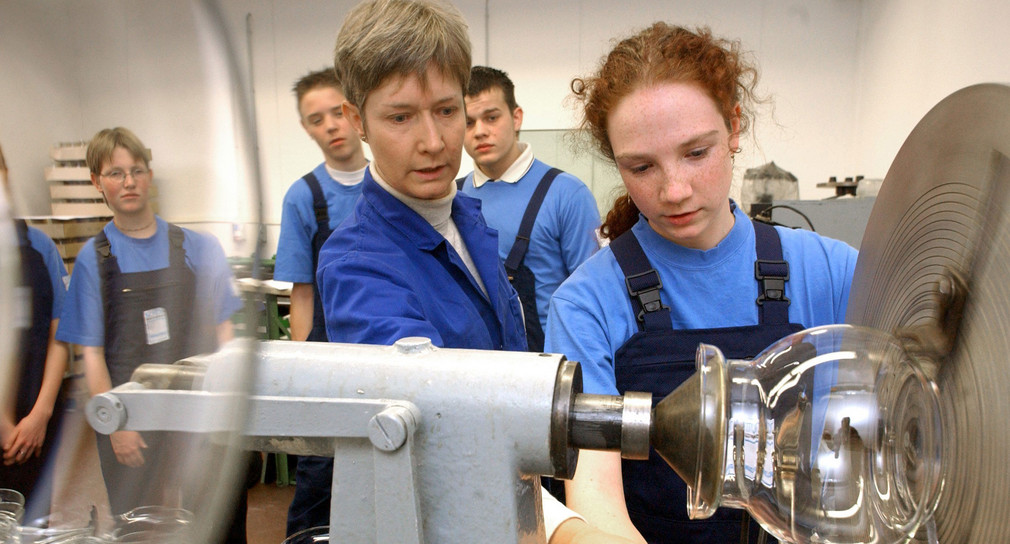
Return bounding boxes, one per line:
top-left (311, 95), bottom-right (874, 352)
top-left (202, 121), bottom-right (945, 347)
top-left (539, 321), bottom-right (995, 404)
top-left (394, 336), bottom-right (435, 354)
top-left (368, 405), bottom-right (417, 451)
top-left (86, 392), bottom-right (129, 435)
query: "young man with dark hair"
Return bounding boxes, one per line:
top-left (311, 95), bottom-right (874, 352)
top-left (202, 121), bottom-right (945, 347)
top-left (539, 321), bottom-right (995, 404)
top-left (460, 65), bottom-right (600, 353)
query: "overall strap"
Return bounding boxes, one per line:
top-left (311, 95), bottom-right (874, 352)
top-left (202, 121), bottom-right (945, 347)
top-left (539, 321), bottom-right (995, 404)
top-left (94, 229), bottom-right (117, 330)
top-left (167, 223), bottom-right (187, 266)
top-left (610, 230), bottom-right (671, 332)
top-left (503, 168), bottom-right (562, 271)
top-left (14, 219), bottom-right (29, 247)
top-left (94, 229), bottom-right (114, 268)
top-left (303, 171), bottom-right (330, 235)
top-left (752, 219), bottom-right (790, 324)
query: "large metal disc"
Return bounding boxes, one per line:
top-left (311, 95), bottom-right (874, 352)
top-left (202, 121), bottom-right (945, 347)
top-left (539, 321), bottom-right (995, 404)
top-left (846, 83), bottom-right (1010, 543)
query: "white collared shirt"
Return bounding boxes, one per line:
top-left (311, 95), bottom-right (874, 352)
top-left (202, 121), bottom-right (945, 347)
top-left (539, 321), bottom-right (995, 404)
top-left (471, 142), bottom-right (534, 188)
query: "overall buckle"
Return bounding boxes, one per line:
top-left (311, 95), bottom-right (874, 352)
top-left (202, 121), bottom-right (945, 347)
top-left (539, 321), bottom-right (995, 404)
top-left (755, 260), bottom-right (790, 305)
top-left (625, 270), bottom-right (669, 322)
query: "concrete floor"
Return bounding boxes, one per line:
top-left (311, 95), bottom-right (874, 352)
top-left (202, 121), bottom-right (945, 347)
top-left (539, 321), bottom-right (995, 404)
top-left (247, 483), bottom-right (295, 544)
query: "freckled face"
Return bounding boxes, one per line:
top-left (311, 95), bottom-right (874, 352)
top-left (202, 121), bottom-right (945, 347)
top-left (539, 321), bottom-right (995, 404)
top-left (345, 64), bottom-right (465, 200)
top-left (607, 81), bottom-right (739, 250)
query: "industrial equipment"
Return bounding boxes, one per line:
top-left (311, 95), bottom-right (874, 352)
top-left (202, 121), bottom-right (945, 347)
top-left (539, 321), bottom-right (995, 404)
top-left (5, 83), bottom-right (1010, 543)
top-left (86, 83), bottom-right (1010, 544)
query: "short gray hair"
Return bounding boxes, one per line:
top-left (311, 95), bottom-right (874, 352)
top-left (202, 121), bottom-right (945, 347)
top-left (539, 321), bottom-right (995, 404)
top-left (334, 0), bottom-right (471, 111)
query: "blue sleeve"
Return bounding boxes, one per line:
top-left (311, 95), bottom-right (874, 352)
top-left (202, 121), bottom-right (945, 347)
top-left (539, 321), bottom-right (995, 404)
top-left (555, 177), bottom-right (601, 275)
top-left (56, 239), bottom-right (104, 346)
top-left (834, 242), bottom-right (858, 319)
top-left (777, 226), bottom-right (858, 326)
top-left (274, 180), bottom-right (316, 284)
top-left (545, 252), bottom-right (630, 396)
top-left (547, 294), bottom-right (620, 395)
top-left (786, 227), bottom-right (858, 320)
top-left (318, 251), bottom-right (446, 346)
top-left (186, 231), bottom-right (243, 325)
top-left (28, 227), bottom-right (69, 318)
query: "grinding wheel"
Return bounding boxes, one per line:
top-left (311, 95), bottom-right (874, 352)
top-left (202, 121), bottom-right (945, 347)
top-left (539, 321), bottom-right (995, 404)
top-left (846, 83), bottom-right (1010, 543)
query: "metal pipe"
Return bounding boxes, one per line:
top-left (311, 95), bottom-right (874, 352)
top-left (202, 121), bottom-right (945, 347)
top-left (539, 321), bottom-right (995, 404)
top-left (568, 392), bottom-right (652, 460)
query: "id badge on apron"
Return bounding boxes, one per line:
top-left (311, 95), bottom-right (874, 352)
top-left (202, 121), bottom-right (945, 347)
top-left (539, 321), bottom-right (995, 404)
top-left (144, 307), bottom-right (171, 345)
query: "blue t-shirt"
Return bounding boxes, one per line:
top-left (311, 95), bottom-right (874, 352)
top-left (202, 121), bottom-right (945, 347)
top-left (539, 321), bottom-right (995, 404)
top-left (56, 217), bottom-right (242, 347)
top-left (546, 205), bottom-right (858, 395)
top-left (460, 159), bottom-right (599, 332)
top-left (316, 171), bottom-right (526, 352)
top-left (274, 162), bottom-right (364, 284)
top-left (23, 225), bottom-right (69, 319)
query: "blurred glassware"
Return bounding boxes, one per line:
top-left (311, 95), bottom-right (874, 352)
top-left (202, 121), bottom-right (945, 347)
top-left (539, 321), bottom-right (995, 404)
top-left (281, 525), bottom-right (329, 544)
top-left (110, 505), bottom-right (193, 542)
top-left (0, 488), bottom-right (25, 525)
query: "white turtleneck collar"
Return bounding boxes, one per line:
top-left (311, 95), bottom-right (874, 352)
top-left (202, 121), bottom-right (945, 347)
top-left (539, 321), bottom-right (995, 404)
top-left (369, 164), bottom-right (488, 297)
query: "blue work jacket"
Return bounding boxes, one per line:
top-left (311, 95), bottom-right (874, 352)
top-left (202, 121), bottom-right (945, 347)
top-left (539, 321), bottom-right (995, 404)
top-left (316, 171), bottom-right (527, 351)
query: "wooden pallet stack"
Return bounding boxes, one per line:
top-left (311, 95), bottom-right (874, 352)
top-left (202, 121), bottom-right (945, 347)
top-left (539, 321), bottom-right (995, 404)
top-left (20, 142), bottom-right (107, 274)
top-left (45, 142), bottom-right (106, 216)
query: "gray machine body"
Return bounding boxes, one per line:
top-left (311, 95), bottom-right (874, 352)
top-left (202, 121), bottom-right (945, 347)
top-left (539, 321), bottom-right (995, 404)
top-left (771, 197), bottom-right (875, 249)
top-left (88, 337), bottom-right (566, 544)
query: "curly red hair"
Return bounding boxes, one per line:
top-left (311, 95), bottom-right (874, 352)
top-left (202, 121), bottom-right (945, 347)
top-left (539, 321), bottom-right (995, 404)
top-left (572, 23), bottom-right (760, 240)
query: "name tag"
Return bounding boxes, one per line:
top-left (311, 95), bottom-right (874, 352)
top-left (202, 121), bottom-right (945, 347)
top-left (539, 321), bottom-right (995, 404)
top-left (144, 307), bottom-right (171, 345)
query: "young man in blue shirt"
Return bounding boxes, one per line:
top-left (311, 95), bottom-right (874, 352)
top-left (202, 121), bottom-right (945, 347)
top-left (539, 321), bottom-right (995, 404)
top-left (460, 66), bottom-right (600, 352)
top-left (276, 68), bottom-right (368, 344)
top-left (275, 68), bottom-right (369, 537)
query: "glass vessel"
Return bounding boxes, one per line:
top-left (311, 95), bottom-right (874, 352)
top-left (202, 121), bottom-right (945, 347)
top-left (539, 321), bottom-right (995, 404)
top-left (652, 324), bottom-right (943, 544)
top-left (282, 526), bottom-right (329, 544)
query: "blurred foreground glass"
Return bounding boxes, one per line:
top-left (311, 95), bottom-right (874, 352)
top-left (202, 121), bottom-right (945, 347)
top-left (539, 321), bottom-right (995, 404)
top-left (0, 489), bottom-right (25, 541)
top-left (0, 1), bottom-right (262, 542)
top-left (282, 525), bottom-right (329, 544)
top-left (652, 324), bottom-right (943, 544)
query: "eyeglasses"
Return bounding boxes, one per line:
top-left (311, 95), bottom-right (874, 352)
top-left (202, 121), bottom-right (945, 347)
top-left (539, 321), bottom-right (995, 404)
top-left (101, 168), bottom-right (150, 183)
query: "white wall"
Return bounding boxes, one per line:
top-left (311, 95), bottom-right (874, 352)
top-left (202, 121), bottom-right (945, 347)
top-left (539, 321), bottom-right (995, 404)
top-left (488, 0), bottom-right (861, 202)
top-left (853, 0), bottom-right (1010, 178)
top-left (1, 0), bottom-right (1006, 257)
top-left (0, 2), bottom-right (82, 215)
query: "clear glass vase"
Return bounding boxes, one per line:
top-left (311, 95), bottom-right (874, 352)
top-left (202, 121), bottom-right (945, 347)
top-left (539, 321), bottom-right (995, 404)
top-left (652, 324), bottom-right (943, 544)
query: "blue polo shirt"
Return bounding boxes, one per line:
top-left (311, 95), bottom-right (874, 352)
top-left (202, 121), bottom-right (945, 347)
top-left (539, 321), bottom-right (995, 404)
top-left (274, 162), bottom-right (365, 284)
top-left (547, 205), bottom-right (857, 395)
top-left (316, 170), bottom-right (526, 351)
top-left (56, 217), bottom-right (242, 347)
top-left (460, 155), bottom-right (600, 332)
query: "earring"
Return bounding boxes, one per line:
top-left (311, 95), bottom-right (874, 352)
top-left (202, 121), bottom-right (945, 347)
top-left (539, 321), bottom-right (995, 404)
top-left (360, 134), bottom-right (367, 142)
